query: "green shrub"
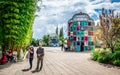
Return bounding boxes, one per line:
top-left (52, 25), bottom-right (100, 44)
top-left (111, 52), bottom-right (120, 60)
top-left (114, 39), bottom-right (120, 52)
top-left (92, 50), bottom-right (99, 61)
top-left (112, 59), bottom-right (120, 66)
top-left (99, 50), bottom-right (108, 56)
top-left (92, 49), bottom-right (120, 66)
top-left (92, 50), bottom-right (111, 63)
top-left (97, 56), bottom-right (110, 63)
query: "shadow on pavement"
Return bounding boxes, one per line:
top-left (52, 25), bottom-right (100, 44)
top-left (0, 62), bottom-right (12, 70)
top-left (0, 60), bottom-right (23, 70)
top-left (22, 68), bottom-right (30, 72)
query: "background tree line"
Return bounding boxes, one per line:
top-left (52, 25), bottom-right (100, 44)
top-left (31, 26), bottom-right (65, 47)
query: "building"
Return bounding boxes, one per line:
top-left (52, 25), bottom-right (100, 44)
top-left (67, 12), bottom-right (94, 52)
top-left (49, 33), bottom-right (59, 47)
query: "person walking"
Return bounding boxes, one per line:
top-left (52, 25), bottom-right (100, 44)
top-left (32, 44), bottom-right (44, 73)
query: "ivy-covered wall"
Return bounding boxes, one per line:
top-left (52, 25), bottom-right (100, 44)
top-left (0, 0), bottom-right (37, 52)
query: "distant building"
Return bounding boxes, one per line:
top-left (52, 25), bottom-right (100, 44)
top-left (67, 12), bottom-right (95, 51)
top-left (49, 33), bottom-right (59, 47)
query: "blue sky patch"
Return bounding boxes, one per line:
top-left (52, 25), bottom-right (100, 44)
top-left (33, 0), bottom-right (120, 39)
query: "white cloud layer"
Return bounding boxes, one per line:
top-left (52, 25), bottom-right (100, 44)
top-left (33, 0), bottom-right (120, 39)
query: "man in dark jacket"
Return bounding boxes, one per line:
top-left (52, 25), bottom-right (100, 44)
top-left (32, 44), bottom-right (44, 73)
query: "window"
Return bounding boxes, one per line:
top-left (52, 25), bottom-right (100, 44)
top-left (77, 26), bottom-right (80, 30)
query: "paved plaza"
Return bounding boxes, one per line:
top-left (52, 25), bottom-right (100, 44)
top-left (0, 47), bottom-right (120, 75)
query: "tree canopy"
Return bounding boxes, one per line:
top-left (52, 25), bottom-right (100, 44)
top-left (0, 0), bottom-right (41, 54)
top-left (99, 8), bottom-right (120, 53)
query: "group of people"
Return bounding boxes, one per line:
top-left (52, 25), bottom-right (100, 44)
top-left (6, 49), bottom-right (17, 62)
top-left (23, 44), bottom-right (44, 73)
top-left (61, 43), bottom-right (69, 51)
top-left (0, 49), bottom-right (17, 64)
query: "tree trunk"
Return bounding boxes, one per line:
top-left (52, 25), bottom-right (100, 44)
top-left (2, 45), bottom-right (5, 53)
top-left (111, 47), bottom-right (114, 53)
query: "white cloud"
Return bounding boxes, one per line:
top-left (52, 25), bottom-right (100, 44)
top-left (33, 0), bottom-right (120, 39)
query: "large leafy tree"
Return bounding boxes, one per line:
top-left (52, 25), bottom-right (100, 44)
top-left (0, 0), bottom-right (41, 55)
top-left (99, 8), bottom-right (120, 53)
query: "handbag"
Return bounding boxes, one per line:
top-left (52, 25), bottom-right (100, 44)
top-left (26, 51), bottom-right (30, 59)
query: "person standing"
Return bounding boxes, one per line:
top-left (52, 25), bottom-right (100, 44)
top-left (61, 43), bottom-right (64, 51)
top-left (29, 46), bottom-right (34, 69)
top-left (22, 46), bottom-right (34, 71)
top-left (32, 44), bottom-right (44, 73)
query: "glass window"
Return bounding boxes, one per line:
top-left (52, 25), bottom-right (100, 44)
top-left (88, 22), bottom-right (91, 26)
top-left (84, 46), bottom-right (88, 51)
top-left (77, 41), bottom-right (80, 45)
top-left (77, 26), bottom-right (80, 30)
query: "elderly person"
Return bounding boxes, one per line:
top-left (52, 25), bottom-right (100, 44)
top-left (32, 44), bottom-right (44, 73)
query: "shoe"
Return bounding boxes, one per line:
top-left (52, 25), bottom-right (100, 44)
top-left (31, 69), bottom-right (38, 73)
top-left (37, 69), bottom-right (41, 72)
top-left (22, 68), bottom-right (30, 71)
top-left (29, 67), bottom-right (32, 70)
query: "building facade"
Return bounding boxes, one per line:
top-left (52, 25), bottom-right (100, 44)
top-left (68, 12), bottom-right (94, 52)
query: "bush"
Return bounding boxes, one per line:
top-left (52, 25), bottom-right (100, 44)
top-left (97, 50), bottom-right (111, 63)
top-left (91, 50), bottom-right (99, 61)
top-left (92, 49), bottom-right (112, 63)
top-left (112, 59), bottom-right (120, 66)
top-left (111, 52), bottom-right (120, 60)
top-left (92, 50), bottom-right (120, 66)
top-left (92, 49), bottom-right (120, 66)
top-left (97, 56), bottom-right (110, 63)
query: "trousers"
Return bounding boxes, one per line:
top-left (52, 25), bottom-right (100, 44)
top-left (36, 56), bottom-right (44, 70)
top-left (29, 58), bottom-right (33, 69)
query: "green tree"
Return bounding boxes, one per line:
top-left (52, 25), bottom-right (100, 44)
top-left (0, 0), bottom-right (42, 56)
top-left (31, 38), bottom-right (39, 46)
top-left (42, 35), bottom-right (50, 46)
top-left (59, 27), bottom-right (64, 45)
top-left (56, 26), bottom-right (58, 36)
top-left (99, 8), bottom-right (120, 53)
top-left (59, 27), bottom-right (63, 38)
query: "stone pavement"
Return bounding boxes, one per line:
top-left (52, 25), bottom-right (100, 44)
top-left (0, 47), bottom-right (120, 75)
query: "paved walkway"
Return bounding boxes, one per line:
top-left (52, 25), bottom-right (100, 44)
top-left (0, 47), bottom-right (120, 75)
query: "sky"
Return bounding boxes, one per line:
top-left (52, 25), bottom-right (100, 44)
top-left (33, 0), bottom-right (120, 39)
